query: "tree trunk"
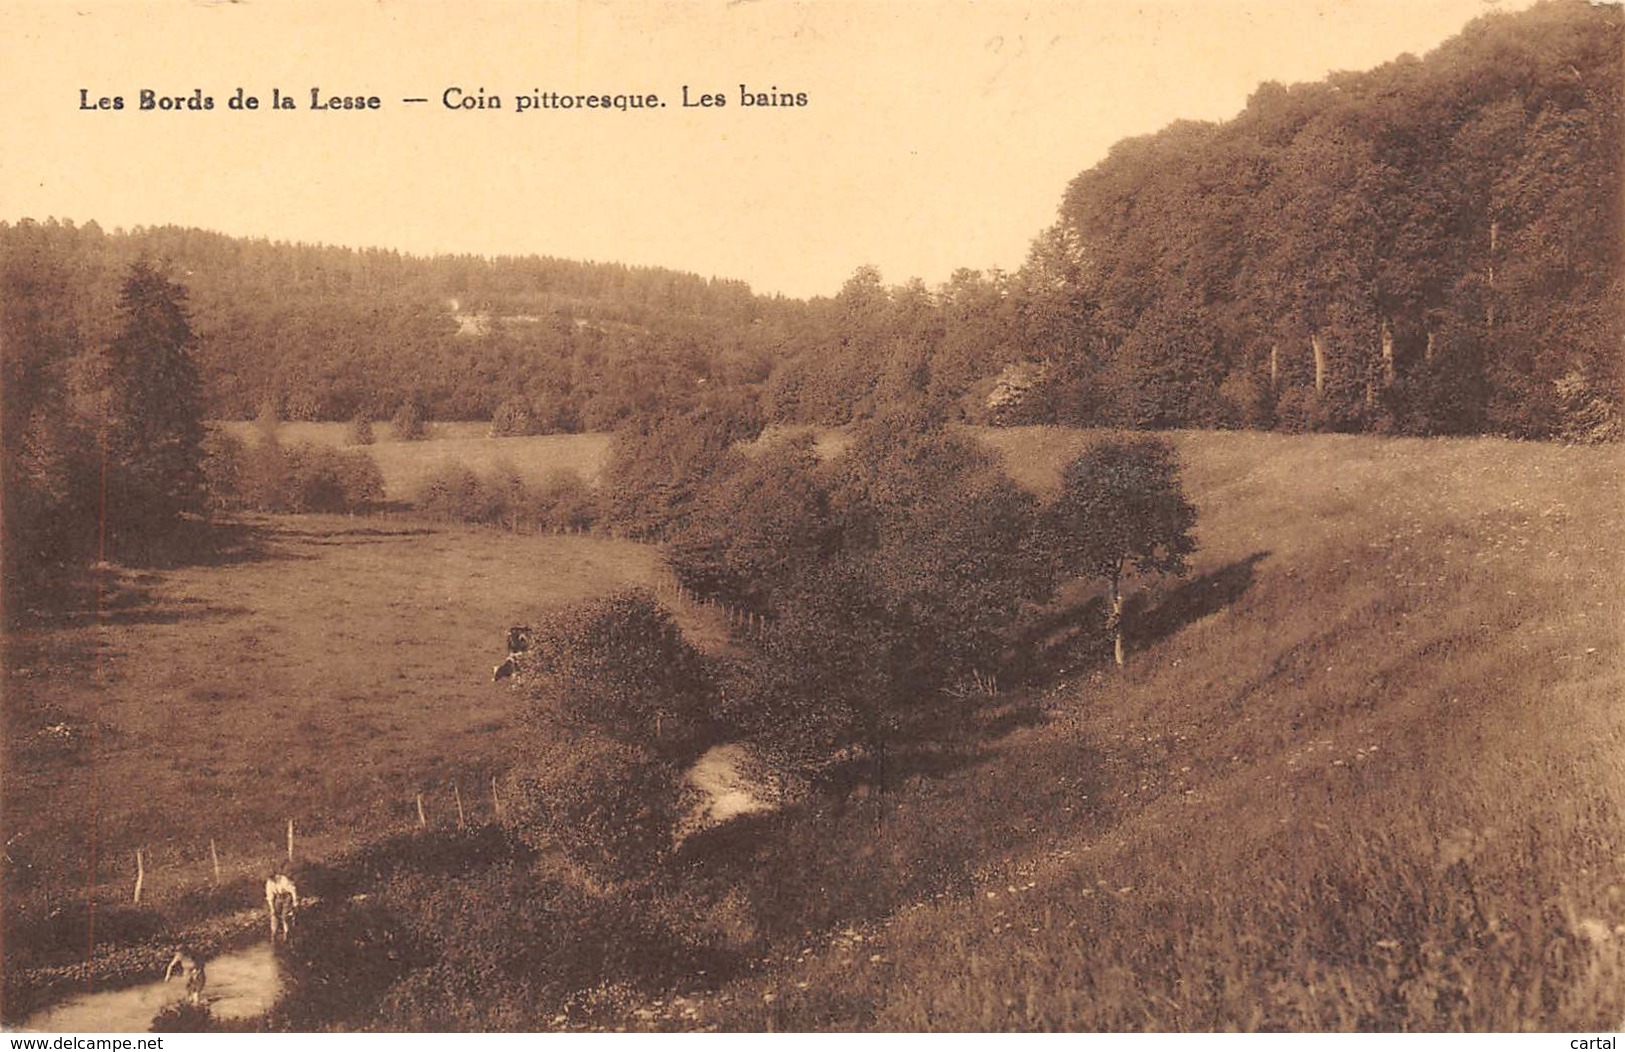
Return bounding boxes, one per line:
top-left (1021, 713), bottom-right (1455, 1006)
top-left (1380, 319), bottom-right (1396, 386)
top-left (1312, 333), bottom-right (1327, 396)
top-left (1488, 219), bottom-right (1499, 284)
top-left (1109, 573), bottom-right (1124, 668)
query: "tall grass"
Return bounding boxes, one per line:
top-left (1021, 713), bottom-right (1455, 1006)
top-left (0, 514), bottom-right (680, 990)
top-left (7, 428), bottom-right (1620, 1031)
top-left (679, 428), bottom-right (1625, 1031)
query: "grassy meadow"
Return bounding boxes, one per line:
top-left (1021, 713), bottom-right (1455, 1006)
top-left (678, 427), bottom-right (1625, 1030)
top-left (216, 421), bottom-right (613, 501)
top-left (4, 425), bottom-right (1622, 1030)
top-left (2, 510), bottom-right (727, 976)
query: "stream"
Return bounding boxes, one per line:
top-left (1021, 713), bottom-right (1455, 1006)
top-left (19, 748), bottom-right (777, 1031)
top-left (18, 941), bottom-right (283, 1033)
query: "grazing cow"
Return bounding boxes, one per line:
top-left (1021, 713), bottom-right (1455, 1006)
top-left (164, 949), bottom-right (206, 1005)
top-left (492, 625), bottom-right (534, 681)
top-left (265, 874), bottom-right (299, 941)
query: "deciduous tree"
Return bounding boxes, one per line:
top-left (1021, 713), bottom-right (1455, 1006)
top-left (1047, 436), bottom-right (1198, 667)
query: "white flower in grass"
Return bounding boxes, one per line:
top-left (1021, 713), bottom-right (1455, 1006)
top-left (1576, 918), bottom-right (1611, 944)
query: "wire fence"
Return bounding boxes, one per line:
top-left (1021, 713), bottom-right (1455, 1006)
top-left (84, 775), bottom-right (509, 916)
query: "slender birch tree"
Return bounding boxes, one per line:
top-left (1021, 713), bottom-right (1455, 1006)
top-left (1049, 436), bottom-right (1198, 667)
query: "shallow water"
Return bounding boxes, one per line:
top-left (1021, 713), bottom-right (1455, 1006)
top-left (684, 743), bottom-right (775, 831)
top-left (19, 942), bottom-right (282, 1033)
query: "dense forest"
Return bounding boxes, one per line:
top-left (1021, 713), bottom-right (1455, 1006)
top-left (1030, 0), bottom-right (1623, 439)
top-left (774, 0), bottom-right (1622, 439)
top-left (0, 220), bottom-right (786, 429)
top-left (3, 0), bottom-right (1619, 448)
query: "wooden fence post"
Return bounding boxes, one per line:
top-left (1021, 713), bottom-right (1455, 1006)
top-left (133, 849), bottom-right (144, 906)
top-left (287, 819), bottom-right (295, 864)
top-left (491, 775), bottom-right (503, 819)
top-left (210, 839), bottom-right (221, 883)
top-left (454, 782), bottom-right (467, 830)
top-left (416, 792), bottom-right (427, 829)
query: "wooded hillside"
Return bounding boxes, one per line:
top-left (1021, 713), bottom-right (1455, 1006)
top-left (3, 1), bottom-right (1618, 441)
top-left (1, 220), bottom-right (787, 429)
top-left (1015, 0), bottom-right (1622, 438)
top-left (769, 0), bottom-right (1621, 440)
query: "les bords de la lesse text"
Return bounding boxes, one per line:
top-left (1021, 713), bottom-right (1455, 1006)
top-left (77, 85), bottom-right (810, 113)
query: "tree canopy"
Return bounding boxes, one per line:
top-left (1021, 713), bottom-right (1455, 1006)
top-left (3, 2), bottom-right (1616, 446)
top-left (1025, 0), bottom-right (1621, 439)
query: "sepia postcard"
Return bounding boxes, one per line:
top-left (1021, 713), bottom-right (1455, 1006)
top-left (2, 0), bottom-right (1621, 1036)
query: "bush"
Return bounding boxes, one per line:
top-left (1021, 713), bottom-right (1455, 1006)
top-left (393, 400), bottom-right (427, 441)
top-left (411, 459), bottom-right (604, 531)
top-left (529, 468), bottom-right (598, 532)
top-left (489, 398), bottom-right (535, 438)
top-left (282, 444), bottom-right (386, 512)
top-left (2, 407), bottom-right (100, 611)
top-left (414, 460), bottom-right (527, 526)
top-left (506, 732), bottom-right (686, 882)
top-left (1218, 369), bottom-right (1274, 430)
top-left (824, 420), bottom-right (1051, 690)
top-left (502, 592), bottom-right (710, 884)
top-left (236, 434), bottom-right (288, 511)
top-left (267, 894), bottom-right (427, 1031)
top-left (1271, 386), bottom-right (1320, 433)
top-left (515, 591), bottom-right (713, 755)
top-left (346, 412), bottom-right (376, 446)
top-left (667, 433), bottom-right (834, 611)
top-left (200, 428), bottom-right (247, 511)
top-left (666, 421), bottom-right (1050, 772)
top-left (227, 438), bottom-right (384, 513)
top-left (352, 858), bottom-right (727, 1029)
top-left (712, 566), bottom-right (893, 772)
top-left (415, 462), bottom-right (485, 522)
top-left (150, 1001), bottom-right (214, 1033)
top-left (1554, 369), bottom-right (1621, 444)
top-left (370, 863), bottom-right (576, 1029)
top-left (599, 411), bottom-right (743, 540)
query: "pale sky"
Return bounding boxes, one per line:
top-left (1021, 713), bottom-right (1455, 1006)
top-left (1, 0), bottom-right (1535, 299)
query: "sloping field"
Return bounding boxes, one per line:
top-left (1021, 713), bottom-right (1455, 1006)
top-left (679, 428), bottom-right (1625, 1030)
top-left (1, 513), bottom-right (708, 968)
top-left (216, 423), bottom-right (612, 500)
top-left (6, 428), bottom-right (1622, 1030)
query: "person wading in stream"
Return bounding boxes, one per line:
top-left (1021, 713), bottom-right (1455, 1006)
top-left (164, 949), bottom-right (207, 1006)
top-left (266, 874), bottom-right (299, 941)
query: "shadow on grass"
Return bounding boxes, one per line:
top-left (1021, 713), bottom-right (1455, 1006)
top-left (273, 521), bottom-right (437, 546)
top-left (1030, 551), bottom-right (1271, 675)
top-left (31, 580), bottom-right (256, 631)
top-left (674, 735), bottom-right (1114, 957)
top-left (5, 519), bottom-right (311, 634)
top-left (298, 825), bottom-right (531, 897)
top-left (119, 516), bottom-right (301, 571)
top-left (1127, 550), bottom-right (1271, 650)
